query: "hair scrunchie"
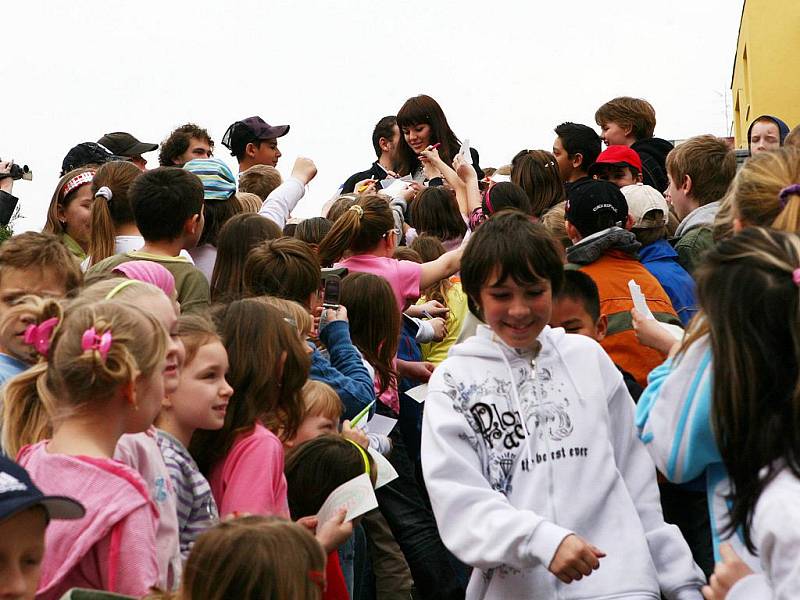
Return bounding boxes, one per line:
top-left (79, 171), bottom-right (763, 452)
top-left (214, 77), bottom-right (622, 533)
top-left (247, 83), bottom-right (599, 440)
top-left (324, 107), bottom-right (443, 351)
top-left (779, 184), bottom-right (800, 208)
top-left (348, 205), bottom-right (364, 218)
top-left (95, 186), bottom-right (113, 202)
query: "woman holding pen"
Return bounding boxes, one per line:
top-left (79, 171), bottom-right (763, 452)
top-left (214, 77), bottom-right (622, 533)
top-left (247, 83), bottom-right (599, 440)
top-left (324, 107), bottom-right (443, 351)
top-left (395, 94), bottom-right (484, 182)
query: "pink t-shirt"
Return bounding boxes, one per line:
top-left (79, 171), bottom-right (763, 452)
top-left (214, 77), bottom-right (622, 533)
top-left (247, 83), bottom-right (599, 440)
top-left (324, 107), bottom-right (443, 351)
top-left (209, 422), bottom-right (289, 518)
top-left (337, 254), bottom-right (422, 312)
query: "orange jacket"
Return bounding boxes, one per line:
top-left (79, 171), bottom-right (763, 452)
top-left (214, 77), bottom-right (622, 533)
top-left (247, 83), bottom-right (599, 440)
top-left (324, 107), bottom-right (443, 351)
top-left (578, 250), bottom-right (679, 387)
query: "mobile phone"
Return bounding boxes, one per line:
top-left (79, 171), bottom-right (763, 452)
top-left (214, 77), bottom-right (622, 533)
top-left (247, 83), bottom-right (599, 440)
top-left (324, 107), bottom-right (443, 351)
top-left (322, 275), bottom-right (341, 309)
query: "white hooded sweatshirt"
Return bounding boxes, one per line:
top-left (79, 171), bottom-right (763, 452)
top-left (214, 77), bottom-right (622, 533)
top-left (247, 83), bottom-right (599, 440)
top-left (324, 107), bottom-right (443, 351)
top-left (421, 325), bottom-right (704, 600)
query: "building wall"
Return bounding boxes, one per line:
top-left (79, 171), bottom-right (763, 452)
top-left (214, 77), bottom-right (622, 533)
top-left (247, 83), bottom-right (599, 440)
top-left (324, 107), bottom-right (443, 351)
top-left (731, 0), bottom-right (800, 148)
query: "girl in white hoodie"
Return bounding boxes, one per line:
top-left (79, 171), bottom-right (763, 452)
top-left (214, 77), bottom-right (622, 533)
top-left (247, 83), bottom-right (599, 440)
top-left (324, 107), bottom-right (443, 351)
top-left (421, 210), bottom-right (704, 599)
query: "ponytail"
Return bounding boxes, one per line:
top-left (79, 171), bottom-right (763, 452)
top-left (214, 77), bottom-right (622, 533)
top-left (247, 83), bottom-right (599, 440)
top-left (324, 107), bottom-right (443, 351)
top-left (87, 161), bottom-right (142, 266)
top-left (1, 363), bottom-right (55, 458)
top-left (318, 195), bottom-right (394, 266)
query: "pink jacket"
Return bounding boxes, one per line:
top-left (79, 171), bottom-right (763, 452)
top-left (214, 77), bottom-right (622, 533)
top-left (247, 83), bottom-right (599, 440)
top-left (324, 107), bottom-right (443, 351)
top-left (209, 423), bottom-right (289, 518)
top-left (18, 442), bottom-right (159, 600)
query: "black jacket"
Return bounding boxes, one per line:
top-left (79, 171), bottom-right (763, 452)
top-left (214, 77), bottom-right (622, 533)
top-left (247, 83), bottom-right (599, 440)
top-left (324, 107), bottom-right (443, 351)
top-left (0, 190), bottom-right (18, 227)
top-left (631, 137), bottom-right (674, 193)
top-left (340, 162), bottom-right (388, 194)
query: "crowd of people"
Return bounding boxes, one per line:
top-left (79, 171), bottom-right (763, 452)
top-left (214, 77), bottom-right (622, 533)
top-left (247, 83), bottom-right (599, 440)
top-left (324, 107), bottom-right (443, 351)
top-left (0, 93), bottom-right (799, 600)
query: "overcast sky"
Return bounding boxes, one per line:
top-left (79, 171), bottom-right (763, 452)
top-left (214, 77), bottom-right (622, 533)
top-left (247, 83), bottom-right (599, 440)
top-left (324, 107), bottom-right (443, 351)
top-left (4, 0), bottom-right (744, 232)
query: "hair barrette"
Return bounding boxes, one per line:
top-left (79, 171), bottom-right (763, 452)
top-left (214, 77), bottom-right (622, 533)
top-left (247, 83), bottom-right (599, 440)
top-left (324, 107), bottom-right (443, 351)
top-left (792, 268), bottom-right (800, 287)
top-left (81, 327), bottom-right (113, 362)
top-left (23, 317), bottom-right (59, 357)
top-left (779, 184), bottom-right (800, 208)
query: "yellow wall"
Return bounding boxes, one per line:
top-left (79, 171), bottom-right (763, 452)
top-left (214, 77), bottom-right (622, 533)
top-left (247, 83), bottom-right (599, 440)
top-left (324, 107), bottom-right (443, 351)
top-left (731, 0), bottom-right (800, 148)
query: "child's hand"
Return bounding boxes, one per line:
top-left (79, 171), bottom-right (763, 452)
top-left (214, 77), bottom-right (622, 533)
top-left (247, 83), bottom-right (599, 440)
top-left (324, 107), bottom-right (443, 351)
top-left (291, 157), bottom-right (318, 185)
top-left (418, 300), bottom-right (450, 319)
top-left (316, 507), bottom-right (353, 553)
top-left (429, 317), bottom-right (448, 342)
top-left (631, 308), bottom-right (680, 355)
top-left (453, 153), bottom-right (477, 182)
top-left (354, 178), bottom-right (378, 194)
top-left (400, 360), bottom-right (435, 382)
top-left (341, 419), bottom-right (369, 449)
top-left (323, 305), bottom-right (348, 323)
top-left (702, 543), bottom-right (753, 600)
top-left (548, 534), bottom-right (605, 584)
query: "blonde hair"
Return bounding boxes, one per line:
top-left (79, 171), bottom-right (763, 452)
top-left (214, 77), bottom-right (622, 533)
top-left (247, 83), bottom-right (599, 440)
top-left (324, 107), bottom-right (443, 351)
top-left (235, 192), bottom-right (263, 213)
top-left (301, 380), bottom-right (342, 421)
top-left (81, 276), bottom-right (178, 311)
top-left (2, 299), bottom-right (168, 457)
top-left (238, 164), bottom-right (283, 201)
top-left (147, 516), bottom-right (325, 600)
top-left (730, 147), bottom-right (800, 233)
top-left (258, 296), bottom-right (313, 338)
top-left (0, 232), bottom-right (83, 293)
top-left (541, 201), bottom-right (571, 257)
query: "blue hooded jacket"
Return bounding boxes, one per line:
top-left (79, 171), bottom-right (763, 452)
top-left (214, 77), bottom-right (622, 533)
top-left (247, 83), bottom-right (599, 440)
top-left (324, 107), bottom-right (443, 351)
top-left (639, 239), bottom-right (698, 326)
top-left (747, 114), bottom-right (791, 154)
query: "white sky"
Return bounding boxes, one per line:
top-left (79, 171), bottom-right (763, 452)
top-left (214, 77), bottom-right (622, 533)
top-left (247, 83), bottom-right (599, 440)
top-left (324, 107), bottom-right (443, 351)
top-left (4, 0), bottom-right (744, 232)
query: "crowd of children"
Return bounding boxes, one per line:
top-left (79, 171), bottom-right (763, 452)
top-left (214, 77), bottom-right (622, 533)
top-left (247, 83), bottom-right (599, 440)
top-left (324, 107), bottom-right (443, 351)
top-left (0, 94), bottom-right (799, 600)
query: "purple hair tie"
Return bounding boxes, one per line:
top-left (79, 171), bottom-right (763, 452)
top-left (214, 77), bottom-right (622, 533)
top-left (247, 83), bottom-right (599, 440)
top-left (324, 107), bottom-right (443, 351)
top-left (779, 184), bottom-right (800, 208)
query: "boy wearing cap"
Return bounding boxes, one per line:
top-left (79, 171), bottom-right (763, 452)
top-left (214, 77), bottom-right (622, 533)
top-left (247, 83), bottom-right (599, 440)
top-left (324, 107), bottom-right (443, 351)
top-left (565, 179), bottom-right (679, 386)
top-left (552, 122), bottom-right (602, 193)
top-left (665, 135), bottom-right (736, 274)
top-left (222, 116), bottom-right (290, 172)
top-left (595, 97), bottom-right (674, 193)
top-left (97, 132), bottom-right (159, 171)
top-left (621, 184), bottom-right (697, 326)
top-left (588, 145), bottom-right (643, 188)
top-left (0, 456), bottom-right (84, 600)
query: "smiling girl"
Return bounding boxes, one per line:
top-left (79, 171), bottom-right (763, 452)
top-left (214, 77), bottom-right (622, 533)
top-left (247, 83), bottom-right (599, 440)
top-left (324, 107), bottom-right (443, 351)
top-left (43, 167), bottom-right (96, 260)
top-left (420, 210), bottom-right (704, 599)
top-left (396, 94), bottom-right (483, 182)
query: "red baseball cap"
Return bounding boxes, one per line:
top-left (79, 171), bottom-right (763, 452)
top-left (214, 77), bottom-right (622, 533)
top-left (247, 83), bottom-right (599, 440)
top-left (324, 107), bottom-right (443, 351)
top-left (588, 145), bottom-right (642, 175)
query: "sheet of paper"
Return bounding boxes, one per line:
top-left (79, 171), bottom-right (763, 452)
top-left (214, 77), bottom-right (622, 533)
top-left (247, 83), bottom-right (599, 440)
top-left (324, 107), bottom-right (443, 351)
top-left (367, 447), bottom-right (399, 489)
top-left (381, 179), bottom-right (411, 197)
top-left (405, 383), bottom-right (428, 404)
top-left (364, 414), bottom-right (397, 437)
top-left (628, 279), bottom-right (655, 320)
top-left (316, 473), bottom-right (378, 525)
top-left (460, 138), bottom-right (473, 164)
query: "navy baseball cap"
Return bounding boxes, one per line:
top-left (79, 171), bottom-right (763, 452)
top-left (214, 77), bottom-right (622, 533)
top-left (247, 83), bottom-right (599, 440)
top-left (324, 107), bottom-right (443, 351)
top-left (0, 455), bottom-right (84, 522)
top-left (565, 179), bottom-right (629, 237)
top-left (221, 116), bottom-right (290, 155)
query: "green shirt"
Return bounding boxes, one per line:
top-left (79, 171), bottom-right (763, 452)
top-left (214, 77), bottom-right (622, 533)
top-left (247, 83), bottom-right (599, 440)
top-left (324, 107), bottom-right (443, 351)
top-left (87, 251), bottom-right (210, 315)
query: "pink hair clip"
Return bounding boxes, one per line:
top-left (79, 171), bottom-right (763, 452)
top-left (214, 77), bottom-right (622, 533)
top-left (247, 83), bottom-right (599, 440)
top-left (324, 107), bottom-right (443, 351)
top-left (793, 268), bottom-right (800, 287)
top-left (23, 317), bottom-right (59, 357)
top-left (81, 327), bottom-right (113, 362)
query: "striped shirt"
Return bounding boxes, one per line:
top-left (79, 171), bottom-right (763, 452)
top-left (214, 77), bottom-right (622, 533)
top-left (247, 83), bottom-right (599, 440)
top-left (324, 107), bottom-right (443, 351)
top-left (156, 430), bottom-right (219, 559)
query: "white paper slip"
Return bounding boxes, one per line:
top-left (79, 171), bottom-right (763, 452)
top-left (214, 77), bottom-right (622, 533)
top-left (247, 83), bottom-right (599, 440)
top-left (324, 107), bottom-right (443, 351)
top-left (405, 383), bottom-right (428, 404)
top-left (365, 414), bottom-right (397, 437)
top-left (460, 138), bottom-right (473, 164)
top-left (628, 280), bottom-right (655, 320)
top-left (316, 473), bottom-right (378, 525)
top-left (367, 447), bottom-right (399, 489)
top-left (381, 179), bottom-right (411, 197)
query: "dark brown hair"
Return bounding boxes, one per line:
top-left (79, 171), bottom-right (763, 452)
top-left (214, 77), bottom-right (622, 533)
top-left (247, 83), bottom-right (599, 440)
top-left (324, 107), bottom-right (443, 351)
top-left (294, 217), bottom-right (333, 247)
top-left (285, 435), bottom-right (374, 519)
top-left (511, 150), bottom-right (566, 217)
top-left (211, 213), bottom-right (282, 302)
top-left (461, 210), bottom-right (564, 318)
top-left (158, 123), bottom-right (214, 167)
top-left (243, 238), bottom-right (321, 308)
top-left (88, 161), bottom-right (142, 266)
top-left (396, 95), bottom-right (460, 176)
top-left (339, 272), bottom-right (399, 395)
top-left (410, 187), bottom-right (467, 242)
top-left (191, 300), bottom-right (310, 473)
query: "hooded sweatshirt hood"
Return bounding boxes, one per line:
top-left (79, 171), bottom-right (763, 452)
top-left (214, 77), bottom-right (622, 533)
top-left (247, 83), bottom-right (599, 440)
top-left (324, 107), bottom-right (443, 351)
top-left (631, 137), bottom-right (674, 193)
top-left (674, 201), bottom-right (720, 238)
top-left (566, 226), bottom-right (641, 265)
top-left (747, 115), bottom-right (791, 152)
